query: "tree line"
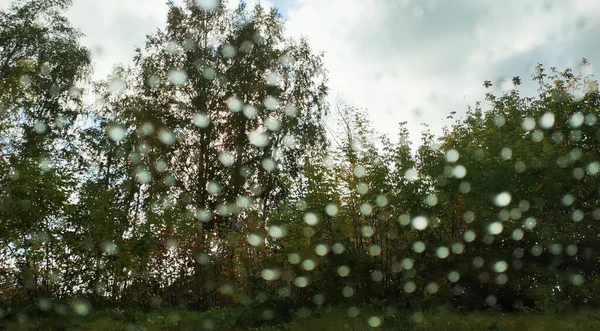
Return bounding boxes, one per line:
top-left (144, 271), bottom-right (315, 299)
top-left (1, 0), bottom-right (600, 320)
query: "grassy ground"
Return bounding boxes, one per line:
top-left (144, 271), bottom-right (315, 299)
top-left (2, 306), bottom-right (600, 330)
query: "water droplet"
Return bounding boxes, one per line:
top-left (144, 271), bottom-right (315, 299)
top-left (488, 222), bottom-right (503, 235)
top-left (203, 67), bottom-right (216, 80)
top-left (493, 261), bottom-right (508, 273)
top-left (302, 259), bottom-right (315, 271)
top-left (158, 129), bottom-right (175, 145)
top-left (404, 168), bottom-right (418, 182)
top-left (264, 96), bottom-right (279, 110)
top-left (294, 276), bottom-right (308, 287)
top-left (218, 152), bottom-right (235, 167)
top-left (493, 192), bottom-right (511, 207)
top-left (108, 125), bottom-right (125, 142)
top-left (337, 265), bottom-right (350, 277)
top-left (284, 104), bottom-right (297, 117)
top-left (463, 230), bottom-right (476, 242)
top-left (412, 241), bottom-right (426, 253)
top-left (227, 97), bottom-right (243, 112)
top-left (353, 165), bottom-right (366, 177)
top-left (303, 212), bottom-right (318, 226)
top-left (222, 45), bottom-right (236, 58)
top-left (248, 130), bottom-right (270, 147)
top-left (247, 234), bottom-right (263, 247)
top-left (539, 112), bottom-right (555, 129)
top-left (369, 245), bottom-right (382, 256)
top-left (325, 203), bottom-right (338, 216)
top-left (436, 247), bottom-right (450, 259)
top-left (453, 165), bottom-right (467, 178)
top-left (193, 113), bottom-right (210, 128)
top-left (332, 243), bottom-right (345, 254)
top-left (412, 216), bottom-right (428, 230)
top-left (368, 316), bottom-right (382, 327)
top-left (360, 203), bottom-right (372, 215)
top-left (448, 271), bottom-right (460, 282)
top-left (168, 69), bottom-right (187, 85)
top-left (315, 244), bottom-right (329, 256)
top-left (195, 0), bottom-right (219, 11)
top-left (108, 77), bottom-right (125, 94)
top-left (288, 253), bottom-right (300, 264)
top-left (569, 112), bottom-right (584, 128)
top-left (522, 117), bottom-right (536, 131)
top-left (446, 149), bottom-right (460, 163)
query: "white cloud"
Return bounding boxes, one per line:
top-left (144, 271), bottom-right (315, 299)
top-left (2, 0), bottom-right (599, 146)
top-left (286, 0), bottom-right (600, 145)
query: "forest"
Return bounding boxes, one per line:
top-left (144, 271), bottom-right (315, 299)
top-left (1, 0), bottom-right (600, 329)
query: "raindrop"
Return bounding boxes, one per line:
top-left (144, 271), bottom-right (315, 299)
top-left (362, 226), bottom-right (374, 237)
top-left (262, 158), bottom-right (276, 172)
top-left (342, 286), bottom-right (354, 298)
top-left (448, 271), bottom-right (460, 282)
top-left (264, 96), bottom-right (279, 110)
top-left (353, 165), bottom-right (366, 177)
top-left (488, 222), bottom-right (503, 235)
top-left (501, 147), bottom-right (512, 160)
top-left (454, 165), bottom-right (467, 178)
top-left (446, 149), bottom-right (460, 163)
top-left (302, 259), bottom-right (315, 271)
top-left (315, 244), bottom-right (329, 256)
top-left (266, 118), bottom-right (281, 131)
top-left (369, 245), bottom-right (382, 256)
top-left (268, 225), bottom-right (284, 239)
top-left (569, 112), bottom-right (584, 128)
top-left (248, 130), bottom-right (270, 147)
top-left (524, 217), bottom-right (537, 229)
top-left (158, 129), bottom-right (175, 145)
top-left (325, 203), bottom-right (338, 216)
top-left (337, 266), bottom-right (350, 277)
top-left (425, 194), bottom-right (438, 206)
top-left (493, 261), bottom-right (508, 273)
top-left (463, 230), bottom-right (476, 242)
top-left (436, 246), bottom-right (450, 259)
top-left (332, 243), bottom-right (345, 254)
top-left (303, 212), bottom-right (318, 226)
top-left (403, 281), bottom-right (416, 293)
top-left (195, 0), bottom-right (219, 11)
top-left (539, 112), bottom-right (555, 129)
top-left (108, 125), bottom-right (125, 142)
top-left (360, 203), bottom-right (372, 215)
top-left (193, 113), bottom-right (210, 128)
top-left (412, 216), bottom-right (428, 230)
top-left (404, 168), bottom-right (418, 182)
top-left (168, 69), bottom-right (187, 85)
top-left (218, 152), bottom-right (235, 167)
top-left (493, 192), bottom-right (511, 207)
top-left (288, 253), bottom-right (300, 264)
top-left (108, 77), bottom-right (125, 94)
top-left (412, 241), bottom-right (426, 253)
top-left (284, 104), bottom-right (298, 117)
top-left (247, 234), bottom-right (263, 247)
top-left (227, 97), bottom-right (243, 112)
top-left (222, 45), bottom-right (236, 58)
top-left (203, 68), bottom-right (216, 80)
top-left (522, 117), bottom-right (536, 131)
top-left (512, 229), bottom-right (524, 240)
top-left (294, 277), bottom-right (308, 288)
top-left (368, 316), bottom-right (382, 327)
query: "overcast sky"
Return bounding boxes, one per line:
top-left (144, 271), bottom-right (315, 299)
top-left (2, 0), bottom-right (599, 145)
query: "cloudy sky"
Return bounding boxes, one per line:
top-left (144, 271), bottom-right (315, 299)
top-left (2, 0), bottom-right (599, 145)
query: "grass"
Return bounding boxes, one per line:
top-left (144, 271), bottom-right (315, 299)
top-left (2, 306), bottom-right (600, 330)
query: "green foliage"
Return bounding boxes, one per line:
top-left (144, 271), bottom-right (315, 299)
top-left (2, 0), bottom-right (600, 328)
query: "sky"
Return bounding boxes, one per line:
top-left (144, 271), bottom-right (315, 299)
top-left (2, 0), bottom-right (599, 146)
